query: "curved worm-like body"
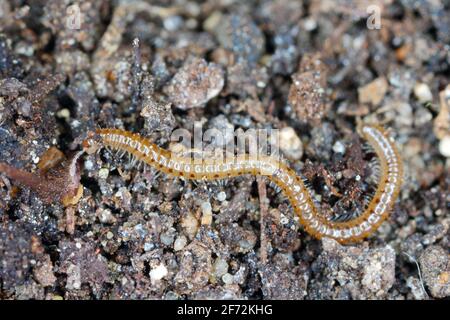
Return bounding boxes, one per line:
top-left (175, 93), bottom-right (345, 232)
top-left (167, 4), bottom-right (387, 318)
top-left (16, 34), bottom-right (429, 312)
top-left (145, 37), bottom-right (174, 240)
top-left (84, 124), bottom-right (402, 244)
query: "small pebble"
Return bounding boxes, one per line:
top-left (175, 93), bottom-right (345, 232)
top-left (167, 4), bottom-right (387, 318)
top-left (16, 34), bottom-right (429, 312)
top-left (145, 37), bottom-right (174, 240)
top-left (216, 191), bottom-right (227, 202)
top-left (144, 242), bottom-right (154, 252)
top-left (419, 246), bottom-right (450, 298)
top-left (56, 108), bottom-right (70, 119)
top-left (174, 235), bottom-right (187, 251)
top-left (164, 57), bottom-right (224, 110)
top-left (414, 83), bottom-right (433, 103)
top-left (332, 141), bottom-right (346, 154)
top-left (303, 17), bottom-right (317, 31)
top-left (201, 201), bottom-right (213, 225)
top-left (164, 291), bottom-right (180, 300)
top-left (213, 13), bottom-right (265, 66)
top-left (213, 258), bottom-right (229, 278)
top-left (288, 54), bottom-right (327, 123)
top-left (160, 231), bottom-right (175, 246)
top-left (279, 127), bottom-right (303, 160)
top-left (97, 208), bottom-right (116, 224)
top-left (149, 264), bottom-right (168, 281)
top-left (203, 11), bottom-right (222, 32)
top-left (438, 135), bottom-right (450, 157)
top-left (84, 159), bottom-right (94, 171)
top-left (222, 273), bottom-right (234, 285)
top-left (358, 77), bottom-right (388, 106)
top-left (98, 168), bottom-right (109, 179)
top-left (163, 15), bottom-right (183, 31)
top-left (280, 214), bottom-right (289, 225)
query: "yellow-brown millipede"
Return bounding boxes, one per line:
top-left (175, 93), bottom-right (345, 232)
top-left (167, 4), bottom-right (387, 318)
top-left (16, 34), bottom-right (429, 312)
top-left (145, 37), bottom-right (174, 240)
top-left (83, 124), bottom-right (403, 244)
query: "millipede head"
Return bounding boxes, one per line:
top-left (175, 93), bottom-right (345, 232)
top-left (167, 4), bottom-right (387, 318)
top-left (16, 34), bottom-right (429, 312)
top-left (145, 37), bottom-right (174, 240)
top-left (82, 131), bottom-right (95, 148)
top-left (82, 131), bottom-right (102, 154)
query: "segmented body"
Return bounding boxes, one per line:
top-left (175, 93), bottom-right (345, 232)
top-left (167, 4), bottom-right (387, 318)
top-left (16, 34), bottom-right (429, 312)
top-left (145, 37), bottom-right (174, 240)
top-left (85, 125), bottom-right (402, 244)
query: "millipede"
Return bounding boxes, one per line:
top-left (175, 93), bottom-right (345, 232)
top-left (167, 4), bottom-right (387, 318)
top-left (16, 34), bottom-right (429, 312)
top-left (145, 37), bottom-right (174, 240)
top-left (82, 123), bottom-right (403, 244)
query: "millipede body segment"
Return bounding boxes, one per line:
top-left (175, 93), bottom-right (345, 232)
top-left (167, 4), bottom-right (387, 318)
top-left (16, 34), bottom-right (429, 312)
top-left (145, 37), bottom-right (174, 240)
top-left (84, 125), bottom-right (403, 244)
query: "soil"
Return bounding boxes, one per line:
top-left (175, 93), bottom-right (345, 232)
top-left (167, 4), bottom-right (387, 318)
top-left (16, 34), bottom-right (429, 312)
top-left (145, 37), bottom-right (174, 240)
top-left (0, 0), bottom-right (449, 300)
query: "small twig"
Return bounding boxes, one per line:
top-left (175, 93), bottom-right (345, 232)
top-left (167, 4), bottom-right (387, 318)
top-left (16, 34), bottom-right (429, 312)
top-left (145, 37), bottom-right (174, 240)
top-left (403, 252), bottom-right (429, 299)
top-left (256, 176), bottom-right (269, 264)
top-left (132, 38), bottom-right (141, 64)
top-left (0, 150), bottom-right (83, 206)
top-left (129, 37), bottom-right (143, 114)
